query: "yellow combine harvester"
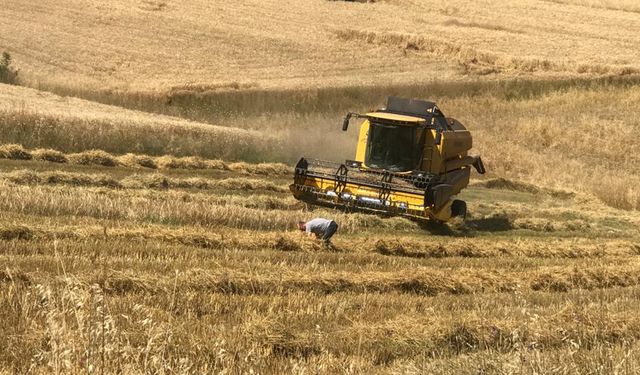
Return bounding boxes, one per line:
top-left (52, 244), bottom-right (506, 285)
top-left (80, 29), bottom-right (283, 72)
top-left (290, 97), bottom-right (485, 222)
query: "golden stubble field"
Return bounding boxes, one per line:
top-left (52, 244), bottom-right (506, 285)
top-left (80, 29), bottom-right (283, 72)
top-left (2, 0), bottom-right (640, 373)
top-left (1, 145), bottom-right (640, 374)
top-left (1, 77), bottom-right (640, 373)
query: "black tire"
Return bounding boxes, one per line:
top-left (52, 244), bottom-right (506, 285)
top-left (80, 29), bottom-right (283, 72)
top-left (451, 199), bottom-right (467, 219)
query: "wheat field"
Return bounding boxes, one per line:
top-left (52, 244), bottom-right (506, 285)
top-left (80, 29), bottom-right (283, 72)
top-left (4, 0), bottom-right (640, 93)
top-left (1, 149), bottom-right (640, 373)
top-left (3, 0), bottom-right (640, 373)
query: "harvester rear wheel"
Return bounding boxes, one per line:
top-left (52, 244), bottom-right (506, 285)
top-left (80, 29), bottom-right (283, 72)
top-left (451, 199), bottom-right (467, 219)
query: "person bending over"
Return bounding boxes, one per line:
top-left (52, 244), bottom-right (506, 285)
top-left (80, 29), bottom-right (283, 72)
top-left (297, 218), bottom-right (338, 244)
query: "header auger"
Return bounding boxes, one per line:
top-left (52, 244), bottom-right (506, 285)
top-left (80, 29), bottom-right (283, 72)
top-left (290, 96), bottom-right (485, 222)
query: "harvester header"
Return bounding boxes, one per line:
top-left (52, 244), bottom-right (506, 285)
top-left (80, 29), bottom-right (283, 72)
top-left (290, 96), bottom-right (485, 222)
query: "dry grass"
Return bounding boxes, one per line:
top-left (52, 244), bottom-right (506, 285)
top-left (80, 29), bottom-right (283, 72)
top-left (0, 84), bottom-right (281, 161)
top-left (0, 169), bottom-right (288, 194)
top-left (0, 142), bottom-right (290, 176)
top-left (0, 143), bottom-right (31, 160)
top-left (68, 149), bottom-right (119, 167)
top-left (0, 155), bottom-right (638, 371)
top-left (2, 80), bottom-right (640, 212)
top-left (4, 0), bottom-right (640, 94)
top-left (116, 153), bottom-right (158, 169)
top-left (31, 148), bottom-right (68, 163)
top-left (4, 78), bottom-right (640, 211)
top-left (2, 1), bottom-right (640, 371)
top-left (0, 189), bottom-right (639, 373)
top-left (227, 162), bottom-right (290, 176)
top-left (543, 0), bottom-right (640, 13)
top-left (441, 85), bottom-right (640, 211)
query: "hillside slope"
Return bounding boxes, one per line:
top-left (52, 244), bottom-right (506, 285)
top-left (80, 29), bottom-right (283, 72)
top-left (3, 0), bottom-right (640, 92)
top-left (0, 83), bottom-right (279, 160)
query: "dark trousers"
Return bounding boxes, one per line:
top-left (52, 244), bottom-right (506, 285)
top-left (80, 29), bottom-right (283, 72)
top-left (322, 221), bottom-right (338, 242)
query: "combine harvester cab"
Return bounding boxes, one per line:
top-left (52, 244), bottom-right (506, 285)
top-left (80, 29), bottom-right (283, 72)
top-left (290, 97), bottom-right (485, 222)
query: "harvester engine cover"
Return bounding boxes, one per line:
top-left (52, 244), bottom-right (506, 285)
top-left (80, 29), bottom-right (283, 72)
top-left (290, 97), bottom-right (485, 222)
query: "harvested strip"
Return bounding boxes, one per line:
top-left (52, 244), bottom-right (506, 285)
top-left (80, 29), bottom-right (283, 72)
top-left (369, 237), bottom-right (635, 258)
top-left (227, 161), bottom-right (290, 175)
top-left (68, 150), bottom-right (119, 167)
top-left (512, 217), bottom-right (591, 232)
top-left (473, 177), bottom-right (575, 198)
top-left (0, 144), bottom-right (32, 160)
top-left (0, 169), bottom-right (121, 188)
top-left (0, 183), bottom-right (415, 231)
top-left (0, 143), bottom-right (291, 175)
top-left (6, 266), bottom-right (640, 362)
top-left (0, 225), bottom-right (34, 241)
top-left (155, 155), bottom-right (219, 169)
top-left (339, 309), bottom-right (640, 358)
top-left (122, 174), bottom-right (287, 192)
top-left (0, 169), bottom-right (287, 192)
top-left (32, 148), bottom-right (68, 163)
top-left (117, 153), bottom-right (158, 169)
top-left (0, 268), bottom-right (31, 285)
top-left (57, 263), bottom-right (640, 296)
top-left (0, 179), bottom-right (629, 237)
top-left (3, 221), bottom-right (637, 260)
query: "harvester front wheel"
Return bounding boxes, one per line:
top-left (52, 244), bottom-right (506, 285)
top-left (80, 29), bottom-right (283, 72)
top-left (451, 199), bottom-right (467, 219)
